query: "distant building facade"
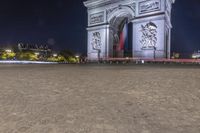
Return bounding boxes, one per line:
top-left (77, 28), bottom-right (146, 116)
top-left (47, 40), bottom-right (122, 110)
top-left (84, 0), bottom-right (175, 60)
top-left (18, 43), bottom-right (51, 53)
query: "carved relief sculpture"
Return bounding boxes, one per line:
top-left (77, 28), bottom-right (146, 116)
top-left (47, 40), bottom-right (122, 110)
top-left (91, 32), bottom-right (102, 51)
top-left (140, 22), bottom-right (158, 49)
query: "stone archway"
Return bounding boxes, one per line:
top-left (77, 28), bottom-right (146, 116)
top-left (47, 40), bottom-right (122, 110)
top-left (84, 0), bottom-right (175, 60)
top-left (108, 6), bottom-right (135, 58)
top-left (107, 5), bottom-right (135, 58)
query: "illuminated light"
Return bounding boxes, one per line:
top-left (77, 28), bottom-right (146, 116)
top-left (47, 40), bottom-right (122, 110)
top-left (192, 55), bottom-right (197, 59)
top-left (141, 60), bottom-right (145, 64)
top-left (0, 60), bottom-right (58, 64)
top-left (75, 55), bottom-right (80, 58)
top-left (53, 54), bottom-right (58, 57)
top-left (5, 49), bottom-right (12, 53)
top-left (35, 52), bottom-right (40, 56)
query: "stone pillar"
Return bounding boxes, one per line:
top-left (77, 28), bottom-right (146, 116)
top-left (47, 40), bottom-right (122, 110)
top-left (132, 0), bottom-right (174, 59)
top-left (132, 15), bottom-right (166, 59)
top-left (87, 24), bottom-right (114, 60)
top-left (168, 29), bottom-right (171, 59)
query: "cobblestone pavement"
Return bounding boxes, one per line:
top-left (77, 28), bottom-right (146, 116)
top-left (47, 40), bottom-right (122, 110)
top-left (0, 64), bottom-right (200, 133)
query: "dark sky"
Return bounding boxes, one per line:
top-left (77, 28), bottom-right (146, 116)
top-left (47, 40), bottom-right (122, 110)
top-left (0, 0), bottom-right (87, 53)
top-left (171, 0), bottom-right (200, 54)
top-left (0, 0), bottom-right (199, 55)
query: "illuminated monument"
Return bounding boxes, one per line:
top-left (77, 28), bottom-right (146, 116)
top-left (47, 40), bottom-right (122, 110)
top-left (84, 0), bottom-right (175, 60)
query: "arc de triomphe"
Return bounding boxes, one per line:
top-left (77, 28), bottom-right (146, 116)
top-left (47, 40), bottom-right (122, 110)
top-left (84, 0), bottom-right (175, 60)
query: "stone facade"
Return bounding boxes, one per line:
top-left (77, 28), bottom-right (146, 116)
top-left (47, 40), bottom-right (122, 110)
top-left (84, 0), bottom-right (175, 60)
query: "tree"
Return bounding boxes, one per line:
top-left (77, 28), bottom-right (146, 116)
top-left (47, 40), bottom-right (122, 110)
top-left (59, 50), bottom-right (75, 58)
top-left (0, 51), bottom-right (16, 60)
top-left (59, 50), bottom-right (78, 63)
top-left (16, 51), bottom-right (38, 61)
top-left (47, 55), bottom-right (66, 62)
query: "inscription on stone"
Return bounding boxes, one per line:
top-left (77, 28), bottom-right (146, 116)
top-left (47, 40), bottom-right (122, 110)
top-left (139, 0), bottom-right (160, 14)
top-left (90, 12), bottom-right (104, 25)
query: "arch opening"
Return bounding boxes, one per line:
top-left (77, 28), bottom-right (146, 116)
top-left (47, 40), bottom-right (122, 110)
top-left (108, 10), bottom-right (134, 58)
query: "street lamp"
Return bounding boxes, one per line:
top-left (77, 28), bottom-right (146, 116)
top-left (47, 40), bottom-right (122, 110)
top-left (97, 50), bottom-right (101, 62)
top-left (75, 55), bottom-right (80, 63)
top-left (153, 46), bottom-right (156, 60)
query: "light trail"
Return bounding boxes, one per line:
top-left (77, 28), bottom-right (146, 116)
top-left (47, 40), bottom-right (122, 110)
top-left (0, 60), bottom-right (58, 64)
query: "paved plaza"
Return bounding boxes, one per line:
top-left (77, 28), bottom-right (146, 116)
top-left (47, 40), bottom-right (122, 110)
top-left (0, 64), bottom-right (200, 133)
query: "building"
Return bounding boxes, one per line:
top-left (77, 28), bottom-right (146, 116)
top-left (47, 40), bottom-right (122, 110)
top-left (18, 43), bottom-right (51, 52)
top-left (18, 43), bottom-right (52, 58)
top-left (84, 0), bottom-right (175, 60)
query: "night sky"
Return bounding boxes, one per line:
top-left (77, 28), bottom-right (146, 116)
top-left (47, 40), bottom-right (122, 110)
top-left (0, 0), bottom-right (199, 56)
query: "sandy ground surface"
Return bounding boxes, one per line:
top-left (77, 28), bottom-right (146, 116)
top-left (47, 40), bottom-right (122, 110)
top-left (0, 64), bottom-right (200, 133)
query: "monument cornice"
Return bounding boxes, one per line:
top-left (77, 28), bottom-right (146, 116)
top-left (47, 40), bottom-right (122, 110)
top-left (84, 0), bottom-right (136, 9)
top-left (84, 0), bottom-right (175, 9)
